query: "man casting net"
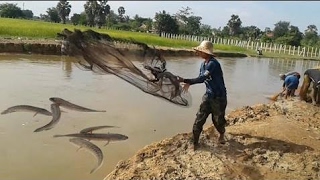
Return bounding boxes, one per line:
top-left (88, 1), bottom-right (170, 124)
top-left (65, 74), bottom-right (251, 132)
top-left (57, 29), bottom-right (191, 107)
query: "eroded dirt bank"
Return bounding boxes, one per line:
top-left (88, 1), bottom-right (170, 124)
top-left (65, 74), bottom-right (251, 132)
top-left (105, 98), bottom-right (320, 180)
top-left (0, 38), bottom-right (247, 57)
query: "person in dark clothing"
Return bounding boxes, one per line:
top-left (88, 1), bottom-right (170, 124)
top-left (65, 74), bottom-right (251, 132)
top-left (278, 71), bottom-right (300, 97)
top-left (283, 74), bottom-right (300, 99)
top-left (299, 68), bottom-right (320, 105)
top-left (177, 40), bottom-right (227, 150)
top-left (279, 71), bottom-right (300, 90)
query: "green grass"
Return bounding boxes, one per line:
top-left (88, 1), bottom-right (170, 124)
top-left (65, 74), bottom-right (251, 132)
top-left (0, 18), bottom-right (249, 52)
top-left (0, 17), bottom-right (319, 60)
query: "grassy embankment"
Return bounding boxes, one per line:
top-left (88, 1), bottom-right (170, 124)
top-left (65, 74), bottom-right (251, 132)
top-left (0, 17), bottom-right (318, 60)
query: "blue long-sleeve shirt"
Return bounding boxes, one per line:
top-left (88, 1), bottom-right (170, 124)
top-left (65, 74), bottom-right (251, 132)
top-left (284, 75), bottom-right (299, 90)
top-left (184, 57), bottom-right (227, 98)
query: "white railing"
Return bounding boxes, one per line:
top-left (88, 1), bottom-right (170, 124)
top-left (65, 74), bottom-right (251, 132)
top-left (160, 32), bottom-right (320, 58)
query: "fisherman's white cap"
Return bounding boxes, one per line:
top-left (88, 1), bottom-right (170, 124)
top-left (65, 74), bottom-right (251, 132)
top-left (193, 40), bottom-right (215, 56)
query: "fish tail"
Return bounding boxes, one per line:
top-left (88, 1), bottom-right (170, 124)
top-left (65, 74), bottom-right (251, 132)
top-left (90, 163), bottom-right (103, 174)
top-left (53, 135), bottom-right (63, 138)
top-left (90, 167), bottom-right (98, 174)
top-left (34, 128), bottom-right (42, 132)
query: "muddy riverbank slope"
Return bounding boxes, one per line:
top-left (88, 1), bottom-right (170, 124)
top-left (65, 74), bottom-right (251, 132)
top-left (105, 98), bottom-right (320, 180)
top-left (0, 38), bottom-right (247, 57)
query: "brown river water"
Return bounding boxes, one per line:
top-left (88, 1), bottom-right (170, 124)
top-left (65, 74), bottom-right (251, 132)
top-left (0, 54), bottom-right (319, 180)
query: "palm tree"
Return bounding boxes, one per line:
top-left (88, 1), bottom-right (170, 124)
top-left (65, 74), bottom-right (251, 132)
top-left (306, 25), bottom-right (318, 33)
top-left (56, 0), bottom-right (71, 24)
top-left (117, 6), bottom-right (125, 22)
top-left (84, 0), bottom-right (98, 27)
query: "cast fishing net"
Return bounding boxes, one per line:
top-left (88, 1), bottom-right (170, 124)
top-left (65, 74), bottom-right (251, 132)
top-left (57, 29), bottom-right (191, 107)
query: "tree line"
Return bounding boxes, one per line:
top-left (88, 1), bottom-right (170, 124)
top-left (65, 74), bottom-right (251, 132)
top-left (0, 0), bottom-right (319, 48)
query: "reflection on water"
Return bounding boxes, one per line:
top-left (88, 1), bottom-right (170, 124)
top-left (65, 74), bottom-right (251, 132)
top-left (0, 54), bottom-right (319, 180)
top-left (62, 57), bottom-right (73, 79)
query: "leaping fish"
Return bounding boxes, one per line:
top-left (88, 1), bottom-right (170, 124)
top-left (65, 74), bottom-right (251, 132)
top-left (53, 133), bottom-right (128, 146)
top-left (49, 97), bottom-right (106, 112)
top-left (69, 138), bottom-right (103, 174)
top-left (34, 103), bottom-right (61, 132)
top-left (1, 105), bottom-right (52, 117)
top-left (80, 125), bottom-right (120, 134)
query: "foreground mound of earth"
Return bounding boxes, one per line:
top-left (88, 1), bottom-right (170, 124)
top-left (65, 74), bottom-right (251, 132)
top-left (105, 99), bottom-right (320, 180)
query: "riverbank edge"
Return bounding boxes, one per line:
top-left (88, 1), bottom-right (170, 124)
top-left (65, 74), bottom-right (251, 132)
top-left (1, 38), bottom-right (319, 60)
top-left (0, 38), bottom-right (248, 57)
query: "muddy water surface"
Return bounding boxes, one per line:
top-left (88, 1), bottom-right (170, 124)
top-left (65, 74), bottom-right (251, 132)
top-left (0, 54), bottom-right (319, 180)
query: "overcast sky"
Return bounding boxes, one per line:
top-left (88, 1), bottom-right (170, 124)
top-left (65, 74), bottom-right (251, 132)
top-left (2, 1), bottom-right (320, 32)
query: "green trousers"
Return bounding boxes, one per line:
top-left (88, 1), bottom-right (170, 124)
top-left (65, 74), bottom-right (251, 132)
top-left (193, 94), bottom-right (227, 145)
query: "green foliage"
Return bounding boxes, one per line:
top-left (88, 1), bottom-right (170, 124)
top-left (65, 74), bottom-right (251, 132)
top-left (22, 10), bottom-right (33, 19)
top-left (46, 7), bottom-right (61, 23)
top-left (96, 0), bottom-right (110, 28)
top-left (174, 7), bottom-right (203, 35)
top-left (83, 0), bottom-right (110, 28)
top-left (227, 14), bottom-right (242, 36)
top-left (221, 26), bottom-right (230, 38)
top-left (56, 0), bottom-right (72, 24)
top-left (240, 26), bottom-right (261, 40)
top-left (199, 24), bottom-right (213, 37)
top-left (70, 13), bottom-right (81, 25)
top-left (117, 6), bottom-right (125, 22)
top-left (0, 3), bottom-right (24, 18)
top-left (0, 17), bottom-right (248, 54)
top-left (1, 1), bottom-right (320, 49)
top-left (153, 10), bottom-right (179, 35)
top-left (285, 25), bottom-right (303, 46)
top-left (273, 21), bottom-right (290, 39)
top-left (185, 15), bottom-right (202, 35)
top-left (112, 23), bottom-right (131, 31)
top-left (301, 31), bottom-right (319, 47)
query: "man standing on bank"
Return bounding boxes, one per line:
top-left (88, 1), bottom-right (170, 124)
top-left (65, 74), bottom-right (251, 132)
top-left (177, 40), bottom-right (227, 150)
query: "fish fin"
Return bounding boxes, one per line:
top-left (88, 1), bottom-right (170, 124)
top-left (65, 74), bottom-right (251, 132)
top-left (61, 110), bottom-right (68, 113)
top-left (104, 140), bottom-right (110, 146)
top-left (33, 112), bottom-right (38, 117)
top-left (76, 147), bottom-right (82, 152)
top-left (90, 168), bottom-right (97, 174)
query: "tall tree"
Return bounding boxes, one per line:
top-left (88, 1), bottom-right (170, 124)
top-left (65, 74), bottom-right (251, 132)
top-left (227, 14), bottom-right (242, 36)
top-left (305, 24), bottom-right (318, 33)
top-left (275, 25), bottom-right (303, 46)
top-left (56, 0), bottom-right (72, 24)
top-left (185, 15), bottom-right (202, 35)
top-left (46, 7), bottom-right (61, 23)
top-left (22, 9), bottom-right (33, 19)
top-left (117, 6), bottom-right (125, 22)
top-left (95, 0), bottom-right (110, 28)
top-left (106, 10), bottom-right (118, 27)
top-left (287, 25), bottom-right (303, 46)
top-left (241, 26), bottom-right (261, 40)
top-left (273, 21), bottom-right (290, 39)
top-left (0, 3), bottom-right (24, 18)
top-left (154, 10), bottom-right (179, 36)
top-left (84, 0), bottom-right (98, 27)
top-left (70, 13), bottom-right (81, 25)
top-left (302, 24), bottom-right (318, 47)
top-left (199, 24), bottom-right (213, 37)
top-left (175, 6), bottom-right (195, 34)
